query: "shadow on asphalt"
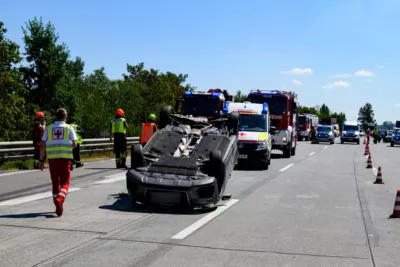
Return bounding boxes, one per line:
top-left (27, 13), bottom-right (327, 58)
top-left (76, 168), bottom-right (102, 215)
top-left (99, 193), bottom-right (218, 215)
top-left (0, 212), bottom-right (56, 219)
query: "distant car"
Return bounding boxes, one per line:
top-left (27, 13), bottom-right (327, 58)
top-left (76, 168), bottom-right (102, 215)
top-left (390, 128), bottom-right (400, 147)
top-left (384, 130), bottom-right (393, 143)
top-left (314, 125), bottom-right (335, 145)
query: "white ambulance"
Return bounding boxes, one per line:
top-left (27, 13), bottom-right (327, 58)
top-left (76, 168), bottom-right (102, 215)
top-left (222, 101), bottom-right (276, 169)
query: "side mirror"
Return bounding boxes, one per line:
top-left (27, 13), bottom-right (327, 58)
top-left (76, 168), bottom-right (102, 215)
top-left (269, 126), bottom-right (277, 134)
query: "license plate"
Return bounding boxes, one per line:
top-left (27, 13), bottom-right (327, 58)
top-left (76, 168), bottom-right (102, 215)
top-left (348, 138), bottom-right (353, 141)
top-left (238, 154), bottom-right (248, 159)
top-left (150, 191), bottom-right (183, 204)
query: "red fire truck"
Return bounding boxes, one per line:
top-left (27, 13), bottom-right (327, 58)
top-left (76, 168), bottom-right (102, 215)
top-left (246, 89), bottom-right (299, 158)
top-left (175, 88), bottom-right (234, 120)
top-left (298, 113), bottom-right (319, 141)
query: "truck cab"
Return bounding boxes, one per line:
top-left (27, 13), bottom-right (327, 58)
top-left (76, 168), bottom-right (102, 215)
top-left (340, 121), bottom-right (361, 144)
top-left (222, 101), bottom-right (275, 169)
top-left (298, 113), bottom-right (318, 141)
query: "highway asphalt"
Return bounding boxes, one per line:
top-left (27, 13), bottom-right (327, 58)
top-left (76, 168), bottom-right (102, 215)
top-left (0, 138), bottom-right (399, 266)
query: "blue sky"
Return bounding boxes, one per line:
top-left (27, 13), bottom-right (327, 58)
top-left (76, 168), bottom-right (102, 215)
top-left (2, 0), bottom-right (400, 123)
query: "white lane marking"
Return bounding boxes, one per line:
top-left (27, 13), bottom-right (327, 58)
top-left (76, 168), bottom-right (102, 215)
top-left (171, 199), bottom-right (239, 240)
top-left (323, 146), bottom-right (328, 149)
top-left (0, 169), bottom-right (39, 177)
top-left (372, 167), bottom-right (377, 176)
top-left (309, 152), bottom-right (316, 156)
top-left (0, 188), bottom-right (81, 206)
top-left (95, 173), bottom-right (125, 184)
top-left (279, 164), bottom-right (294, 172)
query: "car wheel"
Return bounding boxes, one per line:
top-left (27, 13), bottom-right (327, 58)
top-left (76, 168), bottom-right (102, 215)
top-left (291, 145), bottom-right (296, 156)
top-left (283, 143), bottom-right (291, 158)
top-left (209, 150), bottom-right (226, 196)
top-left (131, 144), bottom-right (145, 169)
top-left (228, 112), bottom-right (240, 135)
top-left (159, 106), bottom-right (174, 129)
top-left (341, 140), bottom-right (344, 144)
top-left (305, 136), bottom-right (309, 141)
top-left (391, 142), bottom-right (394, 147)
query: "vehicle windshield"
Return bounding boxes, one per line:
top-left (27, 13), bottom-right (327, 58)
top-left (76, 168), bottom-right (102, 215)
top-left (298, 116), bottom-right (306, 125)
top-left (317, 126), bottom-right (331, 132)
top-left (247, 95), bottom-right (287, 114)
top-left (182, 95), bottom-right (219, 116)
top-left (343, 125), bottom-right (359, 131)
top-left (239, 114), bottom-right (267, 132)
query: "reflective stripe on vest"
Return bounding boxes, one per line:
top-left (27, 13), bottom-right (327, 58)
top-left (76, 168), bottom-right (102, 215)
top-left (140, 122), bottom-right (155, 144)
top-left (46, 124), bottom-right (73, 159)
top-left (72, 124), bottom-right (83, 144)
top-left (112, 118), bottom-right (126, 134)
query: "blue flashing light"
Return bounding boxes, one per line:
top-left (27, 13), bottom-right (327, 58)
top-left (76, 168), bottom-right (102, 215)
top-left (211, 92), bottom-right (221, 97)
top-left (261, 102), bottom-right (268, 114)
top-left (184, 91), bottom-right (192, 95)
top-left (222, 101), bottom-right (230, 113)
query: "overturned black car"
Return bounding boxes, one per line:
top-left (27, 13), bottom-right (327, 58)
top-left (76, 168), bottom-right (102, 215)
top-left (126, 106), bottom-right (240, 210)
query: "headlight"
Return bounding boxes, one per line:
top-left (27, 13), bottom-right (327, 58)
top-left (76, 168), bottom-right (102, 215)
top-left (258, 142), bottom-right (267, 148)
top-left (282, 137), bottom-right (287, 142)
top-left (329, 131), bottom-right (333, 135)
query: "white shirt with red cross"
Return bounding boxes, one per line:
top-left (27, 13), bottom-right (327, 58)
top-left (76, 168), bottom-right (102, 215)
top-left (42, 121), bottom-right (78, 144)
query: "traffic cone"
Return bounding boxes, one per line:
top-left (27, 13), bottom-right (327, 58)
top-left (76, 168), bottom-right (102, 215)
top-left (364, 145), bottom-right (369, 155)
top-left (390, 190), bottom-right (400, 218)
top-left (366, 154), bottom-right (372, 168)
top-left (363, 138), bottom-right (366, 144)
top-left (374, 167), bottom-right (384, 184)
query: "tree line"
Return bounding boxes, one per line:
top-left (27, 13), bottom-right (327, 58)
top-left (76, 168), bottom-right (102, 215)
top-left (0, 17), bottom-right (196, 141)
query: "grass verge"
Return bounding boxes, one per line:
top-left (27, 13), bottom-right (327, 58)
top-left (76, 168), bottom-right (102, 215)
top-left (0, 151), bottom-right (116, 172)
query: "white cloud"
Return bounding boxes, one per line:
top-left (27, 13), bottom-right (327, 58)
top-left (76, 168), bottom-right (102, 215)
top-left (280, 68), bottom-right (313, 75)
top-left (292, 79), bottom-right (302, 86)
top-left (376, 64), bottom-right (384, 68)
top-left (395, 104), bottom-right (400, 108)
top-left (354, 70), bottom-right (375, 77)
top-left (328, 73), bottom-right (352, 78)
top-left (322, 81), bottom-right (350, 89)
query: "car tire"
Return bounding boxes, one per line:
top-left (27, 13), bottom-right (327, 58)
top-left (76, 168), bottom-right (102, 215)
top-left (291, 145), bottom-right (296, 155)
top-left (228, 112), bottom-right (240, 135)
top-left (283, 143), bottom-right (291, 158)
top-left (131, 144), bottom-right (145, 169)
top-left (391, 142), bottom-right (394, 147)
top-left (159, 106), bottom-right (174, 129)
top-left (305, 136), bottom-right (309, 141)
top-left (209, 150), bottom-right (226, 196)
top-left (341, 140), bottom-right (344, 144)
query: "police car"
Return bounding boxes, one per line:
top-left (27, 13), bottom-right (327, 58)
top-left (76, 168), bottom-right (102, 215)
top-left (315, 124), bottom-right (335, 144)
top-left (340, 121), bottom-right (361, 144)
top-left (390, 127), bottom-right (400, 147)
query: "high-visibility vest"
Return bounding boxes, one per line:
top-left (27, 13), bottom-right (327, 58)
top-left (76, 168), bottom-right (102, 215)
top-left (140, 122), bottom-right (157, 144)
top-left (71, 124), bottom-right (83, 144)
top-left (46, 124), bottom-right (73, 159)
top-left (111, 118), bottom-right (127, 134)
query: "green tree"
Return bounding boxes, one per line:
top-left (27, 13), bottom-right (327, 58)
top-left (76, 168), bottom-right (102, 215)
top-left (234, 90), bottom-right (247, 102)
top-left (319, 104), bottom-right (330, 119)
top-left (20, 16), bottom-right (70, 113)
top-left (358, 103), bottom-right (375, 130)
top-left (0, 21), bottom-right (37, 141)
top-left (298, 106), bottom-right (320, 116)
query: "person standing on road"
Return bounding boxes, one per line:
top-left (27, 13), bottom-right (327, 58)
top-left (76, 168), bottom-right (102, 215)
top-left (110, 109), bottom-right (129, 168)
top-left (139, 113), bottom-right (158, 147)
top-left (39, 108), bottom-right (77, 217)
top-left (32, 112), bottom-right (46, 169)
top-left (69, 118), bottom-right (85, 168)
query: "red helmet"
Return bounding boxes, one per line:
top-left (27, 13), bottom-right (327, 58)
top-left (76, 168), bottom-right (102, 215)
top-left (35, 111), bottom-right (44, 119)
top-left (116, 109), bottom-right (124, 117)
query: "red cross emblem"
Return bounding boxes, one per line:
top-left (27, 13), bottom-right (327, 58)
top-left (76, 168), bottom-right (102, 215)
top-left (53, 128), bottom-right (64, 139)
top-left (239, 132), bottom-right (246, 136)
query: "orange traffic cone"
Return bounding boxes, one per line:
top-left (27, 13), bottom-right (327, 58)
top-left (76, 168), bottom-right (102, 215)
top-left (366, 154), bottom-right (372, 168)
top-left (363, 138), bottom-right (366, 145)
top-left (390, 190), bottom-right (400, 218)
top-left (364, 145), bottom-right (369, 155)
top-left (374, 167), bottom-right (384, 184)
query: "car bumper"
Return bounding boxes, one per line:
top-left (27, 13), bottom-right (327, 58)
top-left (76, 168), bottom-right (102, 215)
top-left (126, 169), bottom-right (220, 208)
top-left (316, 136), bottom-right (334, 142)
top-left (341, 137), bottom-right (360, 142)
top-left (237, 143), bottom-right (269, 161)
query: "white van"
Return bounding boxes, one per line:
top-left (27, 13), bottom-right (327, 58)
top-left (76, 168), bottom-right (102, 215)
top-left (222, 101), bottom-right (276, 169)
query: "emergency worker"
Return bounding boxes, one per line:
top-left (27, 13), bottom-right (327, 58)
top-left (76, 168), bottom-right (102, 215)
top-left (366, 128), bottom-right (371, 144)
top-left (39, 108), bottom-right (77, 217)
top-left (373, 128), bottom-right (379, 144)
top-left (110, 109), bottom-right (129, 168)
top-left (70, 119), bottom-right (85, 168)
top-left (310, 126), bottom-right (317, 144)
top-left (139, 113), bottom-right (158, 146)
top-left (32, 112), bottom-right (46, 169)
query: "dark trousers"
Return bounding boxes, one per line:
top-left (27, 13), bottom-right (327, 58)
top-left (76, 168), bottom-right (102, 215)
top-left (33, 149), bottom-right (40, 169)
top-left (114, 134), bottom-right (127, 168)
top-left (73, 144), bottom-right (81, 163)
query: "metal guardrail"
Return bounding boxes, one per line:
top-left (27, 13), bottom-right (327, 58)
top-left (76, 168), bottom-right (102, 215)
top-left (0, 137), bottom-right (139, 162)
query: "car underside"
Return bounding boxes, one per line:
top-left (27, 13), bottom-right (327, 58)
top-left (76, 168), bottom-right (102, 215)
top-left (126, 106), bottom-right (240, 210)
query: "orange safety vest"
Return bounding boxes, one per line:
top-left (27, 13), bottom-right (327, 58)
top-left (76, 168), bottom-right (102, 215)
top-left (140, 122), bottom-right (157, 144)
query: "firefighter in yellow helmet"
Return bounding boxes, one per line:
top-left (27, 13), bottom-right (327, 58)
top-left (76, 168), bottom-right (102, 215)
top-left (110, 109), bottom-right (129, 168)
top-left (139, 113), bottom-right (158, 147)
